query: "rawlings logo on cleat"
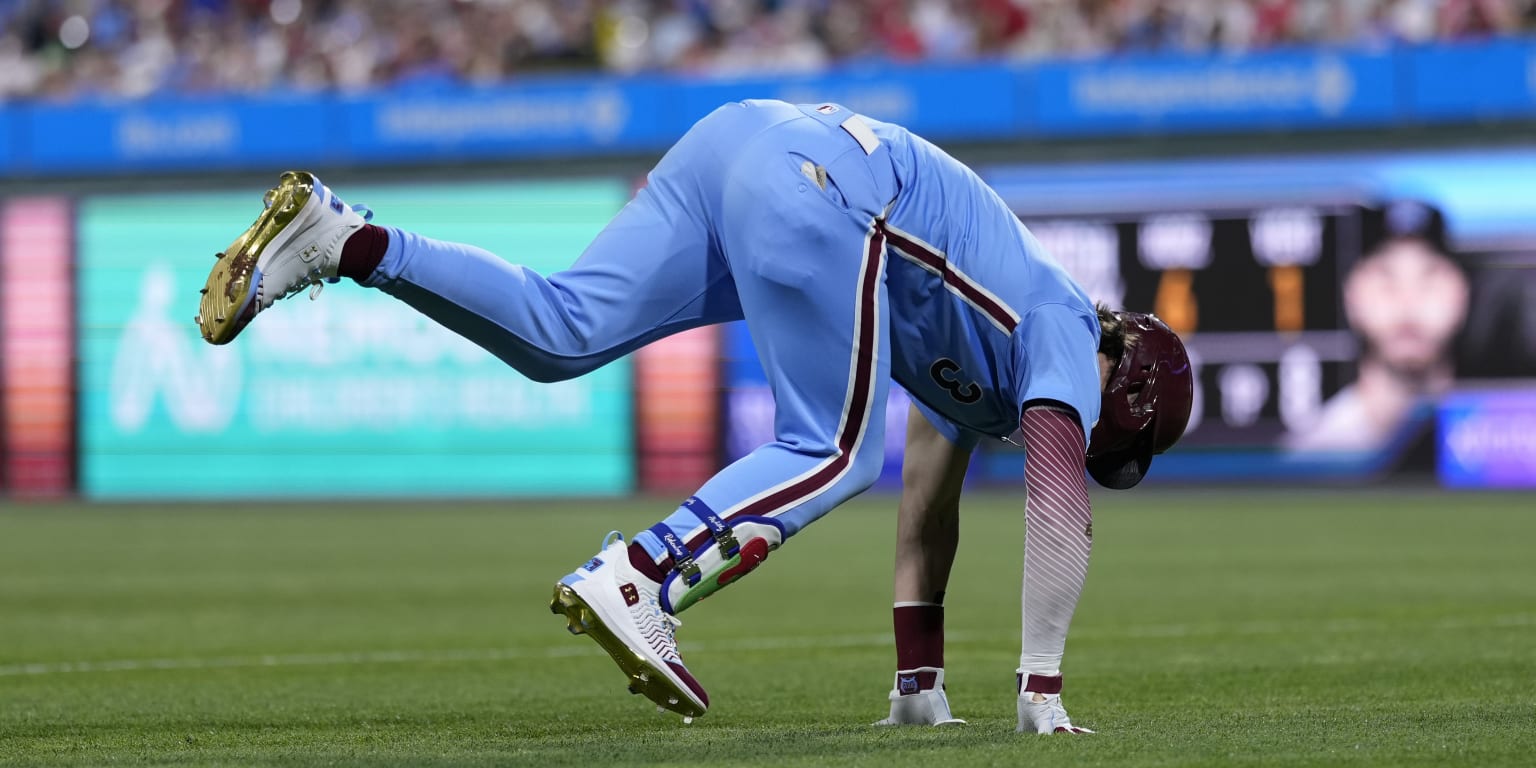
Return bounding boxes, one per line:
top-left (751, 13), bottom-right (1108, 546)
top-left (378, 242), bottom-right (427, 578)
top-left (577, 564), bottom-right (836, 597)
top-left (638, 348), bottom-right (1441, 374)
top-left (716, 537), bottom-right (769, 587)
top-left (582, 557), bottom-right (603, 572)
top-left (660, 531), bottom-right (688, 559)
top-left (898, 674), bottom-right (920, 695)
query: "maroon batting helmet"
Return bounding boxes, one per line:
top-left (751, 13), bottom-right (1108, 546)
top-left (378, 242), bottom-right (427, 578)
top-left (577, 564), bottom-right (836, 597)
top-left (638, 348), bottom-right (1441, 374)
top-left (1086, 312), bottom-right (1194, 490)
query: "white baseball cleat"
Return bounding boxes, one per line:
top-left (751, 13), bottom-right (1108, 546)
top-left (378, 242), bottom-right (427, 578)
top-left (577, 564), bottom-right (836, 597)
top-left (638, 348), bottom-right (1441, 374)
top-left (1017, 674), bottom-right (1093, 734)
top-left (196, 170), bottom-right (370, 345)
top-left (550, 532), bottom-right (709, 719)
top-left (873, 668), bottom-right (966, 726)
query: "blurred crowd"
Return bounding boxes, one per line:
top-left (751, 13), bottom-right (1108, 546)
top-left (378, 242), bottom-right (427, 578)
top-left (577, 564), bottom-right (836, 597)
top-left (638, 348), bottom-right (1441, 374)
top-left (3, 0), bottom-right (1535, 101)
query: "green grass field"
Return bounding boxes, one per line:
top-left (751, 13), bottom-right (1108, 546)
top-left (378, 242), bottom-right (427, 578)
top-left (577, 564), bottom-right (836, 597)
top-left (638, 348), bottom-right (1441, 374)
top-left (2, 490), bottom-right (1534, 767)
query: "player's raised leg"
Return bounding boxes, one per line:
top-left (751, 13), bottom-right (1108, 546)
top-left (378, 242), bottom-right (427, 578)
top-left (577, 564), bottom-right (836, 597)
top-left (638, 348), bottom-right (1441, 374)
top-left (355, 172), bottom-right (740, 382)
top-left (197, 105), bottom-right (747, 376)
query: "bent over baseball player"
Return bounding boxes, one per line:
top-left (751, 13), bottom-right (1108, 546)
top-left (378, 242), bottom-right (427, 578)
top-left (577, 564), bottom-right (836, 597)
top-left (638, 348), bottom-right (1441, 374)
top-left (196, 99), bottom-right (1193, 733)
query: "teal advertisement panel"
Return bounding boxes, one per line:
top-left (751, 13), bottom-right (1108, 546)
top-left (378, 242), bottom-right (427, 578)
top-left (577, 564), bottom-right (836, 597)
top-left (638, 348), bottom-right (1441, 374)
top-left (79, 180), bottom-right (633, 499)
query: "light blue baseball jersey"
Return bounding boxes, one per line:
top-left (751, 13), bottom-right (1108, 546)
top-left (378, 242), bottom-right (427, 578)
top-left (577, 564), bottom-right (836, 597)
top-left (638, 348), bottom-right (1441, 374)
top-left (865, 114), bottom-right (1104, 449)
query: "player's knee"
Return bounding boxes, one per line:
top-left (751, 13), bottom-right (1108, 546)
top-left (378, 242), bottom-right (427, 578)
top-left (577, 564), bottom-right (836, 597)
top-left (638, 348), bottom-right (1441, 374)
top-left (523, 368), bottom-right (570, 384)
top-left (518, 358), bottom-right (598, 384)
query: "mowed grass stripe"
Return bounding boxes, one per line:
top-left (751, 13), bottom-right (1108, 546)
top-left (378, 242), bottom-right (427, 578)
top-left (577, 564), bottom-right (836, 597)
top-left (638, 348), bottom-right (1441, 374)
top-left (1, 490), bottom-right (1534, 767)
top-left (5, 611), bottom-right (1533, 678)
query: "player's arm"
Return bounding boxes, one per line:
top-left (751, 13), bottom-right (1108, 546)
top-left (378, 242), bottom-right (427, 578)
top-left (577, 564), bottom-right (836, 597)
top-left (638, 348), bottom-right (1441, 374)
top-left (877, 401), bottom-right (973, 726)
top-left (895, 401), bottom-right (972, 604)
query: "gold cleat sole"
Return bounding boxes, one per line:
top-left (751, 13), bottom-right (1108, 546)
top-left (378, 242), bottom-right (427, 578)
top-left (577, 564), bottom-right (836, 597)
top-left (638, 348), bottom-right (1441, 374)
top-left (195, 171), bottom-right (316, 345)
top-left (549, 583), bottom-right (706, 719)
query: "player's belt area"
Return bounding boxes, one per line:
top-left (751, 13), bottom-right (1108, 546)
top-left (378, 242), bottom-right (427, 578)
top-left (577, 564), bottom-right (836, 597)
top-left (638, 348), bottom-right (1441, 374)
top-left (801, 104), bottom-right (880, 156)
top-left (839, 115), bottom-right (879, 155)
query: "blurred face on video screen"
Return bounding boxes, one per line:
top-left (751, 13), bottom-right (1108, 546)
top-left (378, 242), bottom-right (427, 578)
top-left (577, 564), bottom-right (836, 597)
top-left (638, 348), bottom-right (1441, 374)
top-left (1344, 237), bottom-right (1469, 374)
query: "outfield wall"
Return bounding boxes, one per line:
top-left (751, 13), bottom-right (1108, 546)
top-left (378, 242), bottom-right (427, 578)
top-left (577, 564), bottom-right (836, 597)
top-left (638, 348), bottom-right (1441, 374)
top-left (1, 40), bottom-right (1535, 177)
top-left (2, 39), bottom-right (1535, 499)
top-left (1, 147), bottom-right (1532, 500)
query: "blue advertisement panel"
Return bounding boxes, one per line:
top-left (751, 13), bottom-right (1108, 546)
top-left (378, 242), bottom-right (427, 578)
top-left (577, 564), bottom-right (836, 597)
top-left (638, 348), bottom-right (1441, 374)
top-left (78, 179), bottom-right (635, 499)
top-left (1, 41), bottom-right (1533, 176)
top-left (0, 106), bottom-right (13, 175)
top-left (675, 63), bottom-right (1029, 140)
top-left (1438, 391), bottom-right (1536, 488)
top-left (1033, 49), bottom-right (1399, 136)
top-left (1407, 39), bottom-right (1536, 121)
top-left (25, 96), bottom-right (332, 173)
top-left (343, 78), bottom-right (674, 161)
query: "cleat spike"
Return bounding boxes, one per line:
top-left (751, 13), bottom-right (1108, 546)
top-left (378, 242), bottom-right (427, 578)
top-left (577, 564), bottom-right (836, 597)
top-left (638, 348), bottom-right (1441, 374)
top-left (683, 717), bottom-right (694, 725)
top-left (668, 697), bottom-right (678, 706)
top-left (200, 288), bottom-right (208, 295)
top-left (657, 705), bottom-right (666, 714)
top-left (215, 315), bottom-right (226, 322)
top-left (214, 252), bottom-right (224, 260)
top-left (629, 685), bottom-right (641, 695)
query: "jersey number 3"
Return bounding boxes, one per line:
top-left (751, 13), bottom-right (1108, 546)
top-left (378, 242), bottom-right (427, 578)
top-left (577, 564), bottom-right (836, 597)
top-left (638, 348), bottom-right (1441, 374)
top-left (930, 358), bottom-right (981, 404)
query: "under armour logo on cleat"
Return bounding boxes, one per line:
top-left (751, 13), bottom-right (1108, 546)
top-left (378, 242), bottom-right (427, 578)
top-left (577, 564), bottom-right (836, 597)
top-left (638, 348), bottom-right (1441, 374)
top-left (298, 244), bottom-right (321, 263)
top-left (620, 583), bottom-right (639, 607)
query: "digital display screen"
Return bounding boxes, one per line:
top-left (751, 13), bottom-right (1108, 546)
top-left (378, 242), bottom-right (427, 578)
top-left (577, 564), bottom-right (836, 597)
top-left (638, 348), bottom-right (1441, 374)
top-left (1028, 206), bottom-right (1357, 453)
top-left (1, 197), bottom-right (75, 497)
top-left (77, 179), bottom-right (636, 499)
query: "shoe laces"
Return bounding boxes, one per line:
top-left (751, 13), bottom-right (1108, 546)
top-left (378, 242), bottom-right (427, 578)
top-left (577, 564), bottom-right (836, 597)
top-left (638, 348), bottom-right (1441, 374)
top-left (596, 530), bottom-right (683, 639)
top-left (646, 596), bottom-right (684, 656)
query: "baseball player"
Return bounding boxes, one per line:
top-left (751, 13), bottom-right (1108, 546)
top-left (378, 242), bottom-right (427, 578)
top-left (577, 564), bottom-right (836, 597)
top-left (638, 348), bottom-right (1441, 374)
top-left (196, 99), bottom-right (1192, 732)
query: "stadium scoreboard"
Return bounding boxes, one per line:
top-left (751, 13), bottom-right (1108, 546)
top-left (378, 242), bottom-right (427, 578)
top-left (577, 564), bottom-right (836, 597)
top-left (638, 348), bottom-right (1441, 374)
top-left (1024, 205), bottom-right (1362, 450)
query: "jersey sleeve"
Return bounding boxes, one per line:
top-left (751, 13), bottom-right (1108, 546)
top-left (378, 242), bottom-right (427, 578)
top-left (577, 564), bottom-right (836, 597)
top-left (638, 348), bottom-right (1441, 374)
top-left (1014, 303), bottom-right (1103, 446)
top-left (910, 395), bottom-right (983, 451)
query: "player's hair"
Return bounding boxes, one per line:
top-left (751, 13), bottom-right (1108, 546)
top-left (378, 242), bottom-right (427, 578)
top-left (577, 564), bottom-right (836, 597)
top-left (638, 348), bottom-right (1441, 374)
top-left (1096, 303), bottom-right (1139, 365)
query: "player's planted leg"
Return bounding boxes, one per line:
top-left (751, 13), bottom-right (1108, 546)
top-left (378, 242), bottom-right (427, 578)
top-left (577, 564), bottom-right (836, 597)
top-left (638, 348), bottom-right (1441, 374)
top-left (196, 171), bottom-right (370, 345)
top-left (550, 532), bottom-right (709, 718)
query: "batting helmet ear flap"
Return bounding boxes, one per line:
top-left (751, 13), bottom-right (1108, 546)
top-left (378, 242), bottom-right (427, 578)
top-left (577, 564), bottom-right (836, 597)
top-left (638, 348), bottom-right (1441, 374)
top-left (1086, 428), bottom-right (1154, 490)
top-left (1086, 312), bottom-right (1194, 489)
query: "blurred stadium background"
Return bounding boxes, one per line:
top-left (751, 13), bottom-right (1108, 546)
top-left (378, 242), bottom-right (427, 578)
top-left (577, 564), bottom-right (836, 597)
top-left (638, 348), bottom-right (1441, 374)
top-left (2, 1), bottom-right (1535, 765)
